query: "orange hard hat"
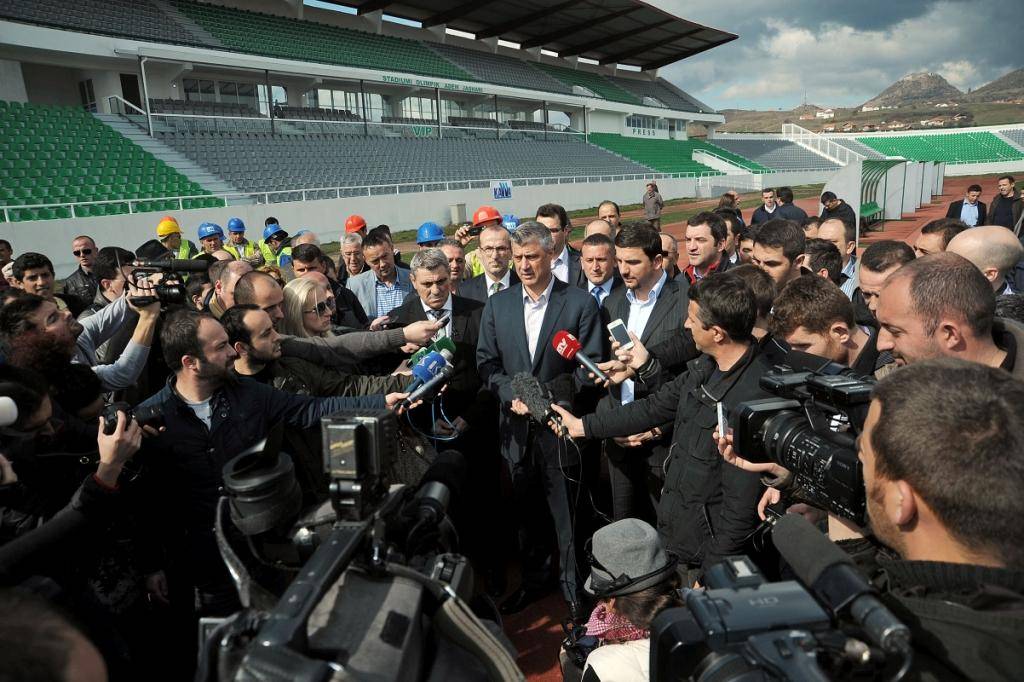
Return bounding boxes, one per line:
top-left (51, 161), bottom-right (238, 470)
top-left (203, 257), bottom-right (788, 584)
top-left (472, 205), bottom-right (502, 227)
top-left (156, 215), bottom-right (181, 237)
top-left (345, 214), bottom-right (367, 233)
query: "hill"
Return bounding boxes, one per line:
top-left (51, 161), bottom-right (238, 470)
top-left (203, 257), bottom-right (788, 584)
top-left (862, 72), bottom-right (963, 108)
top-left (965, 68), bottom-right (1024, 102)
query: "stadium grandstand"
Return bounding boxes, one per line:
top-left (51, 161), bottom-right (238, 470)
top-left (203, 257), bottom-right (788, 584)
top-left (0, 0), bottom-right (1022, 277)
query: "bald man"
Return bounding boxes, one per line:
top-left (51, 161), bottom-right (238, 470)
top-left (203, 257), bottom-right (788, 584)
top-left (584, 219), bottom-right (613, 239)
top-left (292, 231), bottom-right (320, 247)
top-left (947, 226), bottom-right (1024, 294)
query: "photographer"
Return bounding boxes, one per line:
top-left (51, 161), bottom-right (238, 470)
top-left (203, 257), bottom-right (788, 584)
top-left (0, 409), bottom-right (141, 584)
top-left (568, 519), bottom-right (681, 682)
top-left (721, 359), bottom-right (1024, 679)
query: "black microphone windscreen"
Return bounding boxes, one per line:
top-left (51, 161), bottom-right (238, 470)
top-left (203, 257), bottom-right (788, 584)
top-left (772, 513), bottom-right (854, 586)
top-left (511, 372), bottom-right (551, 422)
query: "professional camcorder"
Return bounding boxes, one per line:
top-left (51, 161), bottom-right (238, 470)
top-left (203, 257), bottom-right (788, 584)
top-left (127, 257), bottom-right (209, 307)
top-left (197, 410), bottom-right (522, 682)
top-left (651, 515), bottom-right (912, 682)
top-left (733, 357), bottom-right (874, 525)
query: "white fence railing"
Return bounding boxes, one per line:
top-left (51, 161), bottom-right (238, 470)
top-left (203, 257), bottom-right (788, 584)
top-left (782, 123), bottom-right (865, 166)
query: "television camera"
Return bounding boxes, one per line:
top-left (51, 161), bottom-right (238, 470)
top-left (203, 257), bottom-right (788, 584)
top-left (197, 410), bottom-right (522, 682)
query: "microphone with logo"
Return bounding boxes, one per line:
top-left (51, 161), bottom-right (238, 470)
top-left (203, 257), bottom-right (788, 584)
top-left (552, 330), bottom-right (608, 384)
top-left (400, 350), bottom-right (456, 409)
top-left (406, 349), bottom-right (454, 392)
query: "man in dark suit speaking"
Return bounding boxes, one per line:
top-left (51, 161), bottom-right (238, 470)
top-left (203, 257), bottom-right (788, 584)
top-left (477, 222), bottom-right (603, 621)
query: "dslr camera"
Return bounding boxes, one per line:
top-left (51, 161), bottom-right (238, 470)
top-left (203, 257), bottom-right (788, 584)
top-left (732, 359), bottom-right (874, 525)
top-left (197, 410), bottom-right (520, 682)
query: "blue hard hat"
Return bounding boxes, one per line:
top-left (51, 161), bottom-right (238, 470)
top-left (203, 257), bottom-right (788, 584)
top-left (198, 222), bottom-right (224, 240)
top-left (227, 217), bottom-right (246, 233)
top-left (502, 214), bottom-right (520, 232)
top-left (263, 223), bottom-right (288, 241)
top-left (416, 221), bottom-right (445, 245)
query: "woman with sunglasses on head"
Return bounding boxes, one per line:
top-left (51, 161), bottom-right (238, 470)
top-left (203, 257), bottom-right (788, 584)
top-left (563, 518), bottom-right (682, 682)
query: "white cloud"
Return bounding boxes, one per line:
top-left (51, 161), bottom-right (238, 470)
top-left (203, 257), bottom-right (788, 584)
top-left (656, 0), bottom-right (1021, 110)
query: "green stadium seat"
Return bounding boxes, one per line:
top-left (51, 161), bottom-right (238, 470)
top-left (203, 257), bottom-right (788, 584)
top-left (0, 99), bottom-right (216, 221)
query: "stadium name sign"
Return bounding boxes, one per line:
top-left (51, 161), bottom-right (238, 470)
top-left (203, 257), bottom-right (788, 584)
top-left (381, 75), bottom-right (485, 94)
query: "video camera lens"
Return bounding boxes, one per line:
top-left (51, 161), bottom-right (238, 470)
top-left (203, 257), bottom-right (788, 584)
top-left (760, 410), bottom-right (865, 525)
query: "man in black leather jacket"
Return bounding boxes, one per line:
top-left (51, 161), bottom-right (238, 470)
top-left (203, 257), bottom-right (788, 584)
top-left (62, 236), bottom-right (100, 314)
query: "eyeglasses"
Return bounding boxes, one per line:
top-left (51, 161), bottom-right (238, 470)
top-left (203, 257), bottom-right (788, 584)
top-left (73, 249), bottom-right (93, 257)
top-left (304, 297), bottom-right (336, 317)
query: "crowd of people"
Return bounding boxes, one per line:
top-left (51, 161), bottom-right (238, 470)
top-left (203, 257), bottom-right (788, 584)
top-left (0, 177), bottom-right (1023, 681)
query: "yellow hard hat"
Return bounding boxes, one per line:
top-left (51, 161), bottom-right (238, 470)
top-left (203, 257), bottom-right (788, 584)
top-left (156, 216), bottom-right (181, 238)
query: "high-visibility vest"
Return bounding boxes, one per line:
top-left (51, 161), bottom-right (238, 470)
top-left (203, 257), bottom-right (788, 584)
top-left (178, 240), bottom-right (199, 259)
top-left (224, 239), bottom-right (260, 261)
top-left (258, 240), bottom-right (292, 268)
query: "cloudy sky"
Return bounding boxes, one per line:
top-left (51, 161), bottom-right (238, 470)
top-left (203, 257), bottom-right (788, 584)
top-left (652, 0), bottom-right (1022, 111)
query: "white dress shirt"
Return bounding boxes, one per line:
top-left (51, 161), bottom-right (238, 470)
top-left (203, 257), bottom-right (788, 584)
top-left (621, 271), bottom-right (668, 404)
top-left (422, 294), bottom-right (453, 340)
top-left (523, 276), bottom-right (555, 362)
top-left (551, 245), bottom-right (570, 283)
top-left (485, 269), bottom-right (512, 296)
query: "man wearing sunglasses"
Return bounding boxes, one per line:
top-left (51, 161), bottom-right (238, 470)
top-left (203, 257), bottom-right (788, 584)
top-left (62, 236), bottom-right (100, 314)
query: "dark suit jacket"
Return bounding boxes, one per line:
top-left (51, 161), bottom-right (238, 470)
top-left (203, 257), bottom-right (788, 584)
top-left (598, 277), bottom-right (686, 468)
top-left (459, 268), bottom-right (520, 304)
top-left (945, 199), bottom-right (987, 226)
top-left (477, 278), bottom-right (602, 465)
top-left (565, 245), bottom-right (586, 289)
top-left (387, 293), bottom-right (489, 427)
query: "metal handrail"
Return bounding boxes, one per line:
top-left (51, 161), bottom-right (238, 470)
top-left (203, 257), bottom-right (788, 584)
top-left (782, 123), bottom-right (865, 166)
top-left (694, 148), bottom-right (769, 174)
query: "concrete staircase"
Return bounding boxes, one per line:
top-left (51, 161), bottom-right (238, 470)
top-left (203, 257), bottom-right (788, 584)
top-left (94, 113), bottom-right (251, 205)
top-left (150, 0), bottom-right (224, 46)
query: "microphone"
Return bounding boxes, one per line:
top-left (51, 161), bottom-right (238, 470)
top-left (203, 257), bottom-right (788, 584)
top-left (132, 258), bottom-right (211, 273)
top-left (772, 514), bottom-right (911, 654)
top-left (511, 372), bottom-right (568, 437)
top-left (406, 349), bottom-right (454, 392)
top-left (401, 362), bottom-right (454, 408)
top-left (410, 336), bottom-right (457, 366)
top-left (553, 330), bottom-right (608, 383)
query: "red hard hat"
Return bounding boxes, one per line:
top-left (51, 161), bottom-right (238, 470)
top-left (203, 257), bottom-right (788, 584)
top-left (472, 205), bottom-right (502, 227)
top-left (345, 214), bottom-right (367, 233)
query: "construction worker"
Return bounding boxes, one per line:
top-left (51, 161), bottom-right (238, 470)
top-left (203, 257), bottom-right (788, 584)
top-left (223, 217), bottom-right (263, 265)
top-left (415, 221), bottom-right (445, 249)
top-left (260, 222), bottom-right (293, 268)
top-left (457, 205), bottom-right (503, 278)
top-left (345, 214), bottom-right (368, 238)
top-left (197, 222), bottom-right (225, 255)
top-left (156, 215), bottom-right (199, 259)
